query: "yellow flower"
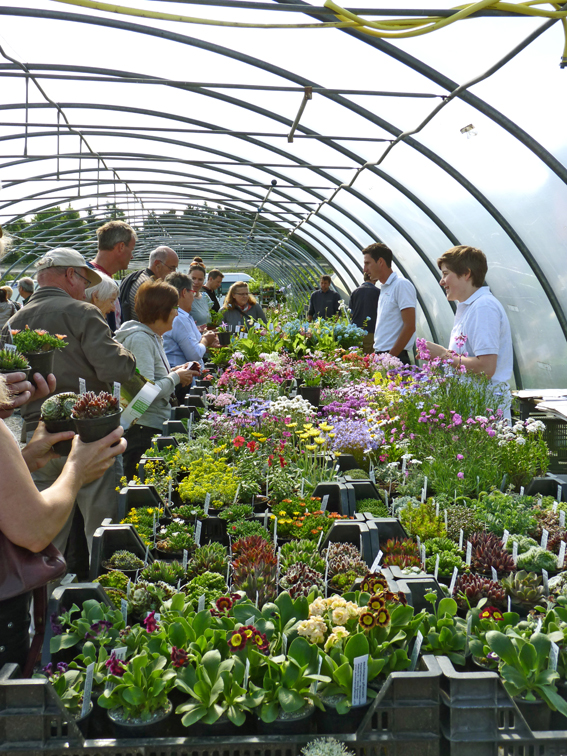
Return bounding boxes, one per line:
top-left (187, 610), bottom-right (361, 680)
top-left (306, 444), bottom-right (317, 451)
top-left (251, 432), bottom-right (262, 438)
top-left (314, 437), bottom-right (325, 445)
top-left (258, 437), bottom-right (267, 442)
top-left (286, 422), bottom-right (297, 428)
top-left (303, 423), bottom-right (313, 429)
top-left (308, 429), bottom-right (320, 437)
top-left (328, 433), bottom-right (336, 438)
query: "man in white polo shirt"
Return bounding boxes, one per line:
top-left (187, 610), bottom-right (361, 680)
top-left (363, 243), bottom-right (416, 364)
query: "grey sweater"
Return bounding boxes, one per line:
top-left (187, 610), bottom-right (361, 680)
top-left (222, 303), bottom-right (267, 329)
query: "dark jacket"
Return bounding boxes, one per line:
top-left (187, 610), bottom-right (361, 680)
top-left (8, 287), bottom-right (136, 424)
top-left (308, 289), bottom-right (341, 320)
top-left (119, 268), bottom-right (154, 322)
top-left (202, 286), bottom-right (220, 313)
top-left (349, 282), bottom-right (380, 331)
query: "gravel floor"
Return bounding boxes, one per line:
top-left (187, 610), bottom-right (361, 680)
top-left (4, 411), bottom-right (24, 448)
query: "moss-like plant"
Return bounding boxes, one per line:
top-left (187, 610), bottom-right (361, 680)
top-left (356, 498), bottom-right (389, 518)
top-left (95, 570), bottom-right (130, 591)
top-left (103, 550), bottom-right (145, 571)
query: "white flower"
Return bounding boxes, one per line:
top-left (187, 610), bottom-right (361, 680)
top-left (331, 607), bottom-right (350, 625)
top-left (515, 437), bottom-right (527, 445)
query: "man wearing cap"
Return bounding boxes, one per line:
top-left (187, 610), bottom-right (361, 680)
top-left (8, 247), bottom-right (136, 557)
top-left (91, 220), bottom-right (137, 332)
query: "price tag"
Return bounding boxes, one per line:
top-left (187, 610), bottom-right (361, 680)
top-left (81, 662), bottom-right (95, 718)
top-left (421, 544), bottom-right (426, 569)
top-left (465, 541), bottom-right (472, 567)
top-left (559, 541), bottom-right (566, 569)
top-left (233, 483), bottom-right (241, 505)
top-left (553, 502), bottom-right (558, 514)
top-left (449, 567), bottom-right (458, 595)
top-left (183, 549), bottom-right (189, 571)
top-left (370, 551), bottom-right (383, 572)
top-left (121, 599), bottom-right (128, 625)
top-left (321, 495), bottom-right (329, 512)
top-left (508, 595), bottom-right (512, 612)
top-left (491, 566), bottom-right (498, 583)
top-left (4, 343), bottom-right (16, 352)
top-left (273, 516), bottom-right (278, 548)
top-left (520, 486), bottom-right (525, 496)
top-left (351, 655), bottom-right (368, 707)
top-left (459, 529), bottom-right (464, 551)
top-left (79, 377), bottom-right (86, 394)
top-left (204, 493), bottom-right (210, 515)
top-left (549, 641), bottom-right (560, 671)
top-left (541, 529), bottom-right (549, 550)
top-left (542, 569), bottom-right (549, 596)
top-left (198, 593), bottom-right (206, 612)
top-left (433, 554), bottom-right (439, 580)
top-left (317, 529), bottom-right (324, 549)
top-left (561, 510), bottom-right (566, 528)
top-left (194, 520), bottom-right (202, 545)
top-left (502, 529), bottom-right (510, 547)
top-left (512, 541), bottom-right (518, 564)
top-left (409, 631), bottom-right (423, 671)
top-left (244, 658), bottom-right (250, 689)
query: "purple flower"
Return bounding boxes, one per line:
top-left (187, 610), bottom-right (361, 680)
top-left (85, 620), bottom-right (113, 639)
top-left (105, 652), bottom-right (127, 677)
top-left (453, 414), bottom-right (463, 426)
top-left (41, 663), bottom-right (54, 677)
top-left (456, 454), bottom-right (464, 460)
top-left (50, 612), bottom-right (63, 636)
top-left (57, 662), bottom-right (69, 673)
top-left (457, 472), bottom-right (464, 479)
top-left (144, 611), bottom-right (159, 633)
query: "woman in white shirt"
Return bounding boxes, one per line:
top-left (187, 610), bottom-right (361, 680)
top-left (425, 245), bottom-right (513, 421)
top-left (189, 264), bottom-right (212, 327)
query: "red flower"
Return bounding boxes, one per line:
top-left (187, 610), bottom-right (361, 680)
top-left (171, 647), bottom-right (189, 668)
top-left (143, 611), bottom-right (158, 633)
top-left (233, 436), bottom-right (245, 448)
top-left (279, 455), bottom-right (287, 468)
top-left (105, 652), bottom-right (127, 677)
top-left (247, 441), bottom-right (258, 452)
top-left (268, 454), bottom-right (274, 467)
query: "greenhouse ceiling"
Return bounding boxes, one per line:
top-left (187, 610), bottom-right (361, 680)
top-left (0, 0), bottom-right (566, 389)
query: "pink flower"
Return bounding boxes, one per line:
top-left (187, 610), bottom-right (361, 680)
top-left (486, 428), bottom-right (496, 437)
top-left (456, 454), bottom-right (464, 460)
top-left (457, 472), bottom-right (464, 479)
top-left (105, 652), bottom-right (127, 677)
top-left (144, 611), bottom-right (158, 633)
top-left (453, 414), bottom-right (462, 426)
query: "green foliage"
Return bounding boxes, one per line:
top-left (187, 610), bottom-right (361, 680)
top-left (11, 326), bottom-right (68, 353)
top-left (475, 490), bottom-right (538, 538)
top-left (356, 498), bottom-right (389, 518)
top-left (0, 348), bottom-right (29, 371)
top-left (516, 547), bottom-right (557, 573)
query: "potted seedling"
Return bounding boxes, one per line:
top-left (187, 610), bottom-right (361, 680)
top-left (40, 392), bottom-right (80, 454)
top-left (0, 347), bottom-right (31, 377)
top-left (11, 326), bottom-right (67, 384)
top-left (72, 390), bottom-right (121, 442)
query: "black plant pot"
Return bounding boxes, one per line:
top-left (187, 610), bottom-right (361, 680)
top-left (514, 696), bottom-right (552, 731)
top-left (0, 366), bottom-right (31, 380)
top-left (75, 701), bottom-right (93, 737)
top-left (74, 409), bottom-right (122, 443)
top-left (299, 385), bottom-right (321, 407)
top-left (218, 332), bottom-right (231, 346)
top-left (42, 416), bottom-right (74, 456)
top-left (257, 702), bottom-right (315, 735)
top-left (24, 349), bottom-right (55, 387)
top-left (316, 696), bottom-right (370, 734)
top-left (107, 701), bottom-right (173, 738)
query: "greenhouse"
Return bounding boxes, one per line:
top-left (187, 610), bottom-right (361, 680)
top-left (1, 0), bottom-right (567, 753)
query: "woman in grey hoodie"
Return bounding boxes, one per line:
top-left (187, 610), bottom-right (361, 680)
top-left (114, 280), bottom-right (199, 480)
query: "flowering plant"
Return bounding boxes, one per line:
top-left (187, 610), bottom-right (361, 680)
top-left (49, 600), bottom-right (124, 654)
top-left (34, 664), bottom-right (85, 716)
top-left (11, 325), bottom-right (68, 353)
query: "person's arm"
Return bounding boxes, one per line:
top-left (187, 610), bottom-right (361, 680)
top-left (389, 307), bottom-right (415, 357)
top-left (171, 316), bottom-right (207, 363)
top-left (128, 332), bottom-right (180, 399)
top-left (0, 372), bottom-right (56, 419)
top-left (0, 422), bottom-right (126, 552)
top-left (425, 342), bottom-right (498, 377)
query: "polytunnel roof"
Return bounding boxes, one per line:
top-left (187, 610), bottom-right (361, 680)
top-left (0, 0), bottom-right (566, 389)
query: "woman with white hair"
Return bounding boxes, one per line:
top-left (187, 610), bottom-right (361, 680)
top-left (85, 273), bottom-right (119, 316)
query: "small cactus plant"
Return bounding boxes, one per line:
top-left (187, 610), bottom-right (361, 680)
top-left (0, 348), bottom-right (30, 371)
top-left (41, 392), bottom-right (80, 422)
top-left (103, 550), bottom-right (145, 571)
top-left (72, 391), bottom-right (119, 419)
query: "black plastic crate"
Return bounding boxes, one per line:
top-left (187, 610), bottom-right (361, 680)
top-left (538, 414), bottom-right (567, 475)
top-left (320, 520), bottom-right (375, 566)
top-left (312, 482), bottom-right (353, 515)
top-left (89, 522), bottom-right (153, 581)
top-left (117, 483), bottom-right (166, 519)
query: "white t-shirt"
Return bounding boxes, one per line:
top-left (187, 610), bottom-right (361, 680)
top-left (449, 286), bottom-right (513, 385)
top-left (373, 271), bottom-right (416, 352)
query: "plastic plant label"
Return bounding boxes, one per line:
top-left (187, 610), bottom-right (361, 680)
top-left (144, 544), bottom-right (149, 564)
top-left (553, 502), bottom-right (558, 514)
top-left (421, 544), bottom-right (426, 568)
top-left (433, 554), bottom-right (440, 580)
top-left (310, 655), bottom-right (323, 694)
top-left (244, 658), bottom-right (250, 690)
top-left (113, 381), bottom-right (121, 400)
top-left (370, 551), bottom-right (383, 572)
top-left (444, 509), bottom-right (448, 529)
top-left (194, 520), bottom-right (202, 546)
top-left (300, 478), bottom-right (305, 496)
top-left (351, 655), bottom-right (368, 707)
top-left (198, 594), bottom-right (206, 612)
top-left (183, 549), bottom-right (188, 571)
top-left (255, 590), bottom-right (259, 608)
top-left (459, 529), bottom-right (464, 550)
top-left (369, 468), bottom-right (376, 484)
top-left (282, 632), bottom-right (287, 655)
top-left (520, 486), bottom-right (525, 496)
top-left (121, 599), bottom-right (128, 625)
top-left (114, 647), bottom-right (127, 660)
top-left (449, 567), bottom-right (458, 595)
top-left (273, 516), bottom-right (278, 548)
top-left (401, 457), bottom-right (407, 476)
top-left (435, 498), bottom-right (439, 518)
top-left (409, 631), bottom-right (423, 671)
top-left (420, 487), bottom-right (425, 504)
top-left (416, 535), bottom-right (421, 551)
top-left (187, 417), bottom-right (192, 439)
top-left (542, 569), bottom-right (549, 596)
top-left (549, 641), bottom-right (560, 672)
top-left (246, 615), bottom-right (255, 626)
top-left (559, 485), bottom-right (563, 502)
top-left (491, 567), bottom-right (498, 583)
top-left (561, 510), bottom-right (566, 528)
top-left (204, 493), bottom-right (210, 515)
top-left (541, 529), bottom-right (549, 550)
top-left (502, 529), bottom-right (510, 547)
top-left (508, 595), bottom-right (512, 612)
top-left (4, 343), bottom-right (16, 352)
top-left (559, 541), bottom-right (566, 569)
top-left (512, 541), bottom-right (518, 564)
top-left (384, 491), bottom-right (389, 511)
top-left (536, 617), bottom-right (543, 633)
top-left (321, 495), bottom-right (329, 512)
top-left (233, 483), bottom-right (241, 505)
top-left (177, 579), bottom-right (182, 590)
top-left (424, 477), bottom-right (428, 500)
top-left (79, 377), bottom-right (86, 394)
top-left (465, 541), bottom-right (472, 567)
top-left (317, 529), bottom-right (324, 549)
top-left (264, 509), bottom-right (269, 529)
top-left (81, 662), bottom-right (95, 718)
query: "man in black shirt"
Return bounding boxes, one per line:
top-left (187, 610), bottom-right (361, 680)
top-left (349, 273), bottom-right (380, 354)
top-left (307, 275), bottom-right (341, 321)
top-left (202, 269), bottom-right (224, 313)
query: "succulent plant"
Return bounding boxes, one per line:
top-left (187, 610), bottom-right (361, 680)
top-left (103, 587), bottom-right (127, 609)
top-left (187, 543), bottom-right (228, 579)
top-left (231, 536), bottom-right (277, 606)
top-left (425, 551), bottom-right (465, 576)
top-left (41, 392), bottom-right (80, 422)
top-left (281, 539), bottom-right (325, 575)
top-left (280, 562), bottom-right (324, 598)
top-left (128, 579), bottom-right (176, 621)
top-left (356, 498), bottom-right (389, 518)
top-left (455, 573), bottom-right (506, 610)
top-left (218, 503), bottom-right (254, 522)
top-left (94, 570), bottom-right (130, 592)
top-left (501, 570), bottom-right (546, 610)
top-left (140, 559), bottom-right (185, 586)
top-left (382, 538), bottom-right (421, 569)
top-left (505, 535), bottom-right (538, 554)
top-left (516, 546), bottom-right (557, 573)
top-left (424, 537), bottom-right (461, 556)
top-left (0, 348), bottom-right (30, 371)
top-left (71, 390), bottom-right (119, 419)
top-left (184, 571), bottom-right (227, 609)
top-left (329, 569), bottom-right (360, 593)
top-left (470, 531), bottom-right (515, 575)
top-left (531, 506), bottom-right (567, 554)
top-left (324, 542), bottom-right (367, 577)
top-left (445, 505), bottom-right (483, 542)
top-left (103, 550), bottom-right (145, 571)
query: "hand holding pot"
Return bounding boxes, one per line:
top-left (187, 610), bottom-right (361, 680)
top-left (65, 426), bottom-right (127, 486)
top-left (21, 421), bottom-right (76, 472)
top-left (0, 371), bottom-right (56, 418)
top-left (175, 366), bottom-right (201, 386)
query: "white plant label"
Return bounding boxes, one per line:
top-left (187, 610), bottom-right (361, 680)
top-left (433, 554), bottom-right (440, 580)
top-left (536, 617), bottom-right (543, 633)
top-left (561, 510), bottom-right (566, 528)
top-left (113, 381), bottom-right (121, 400)
top-left (187, 416), bottom-right (192, 439)
top-left (317, 529), bottom-right (324, 549)
top-left (465, 541), bottom-right (472, 567)
top-left (553, 502), bottom-right (558, 514)
top-left (144, 544), bottom-right (149, 564)
top-left (421, 544), bottom-right (426, 568)
top-left (246, 615), bottom-right (255, 625)
top-left (4, 343), bottom-right (16, 352)
top-left (244, 658), bottom-right (250, 690)
top-left (273, 516), bottom-right (278, 547)
top-left (508, 595), bottom-right (512, 612)
top-left (541, 529), bottom-right (549, 550)
top-left (369, 468), bottom-right (376, 484)
top-left (409, 631), bottom-right (423, 671)
top-left (311, 656), bottom-right (323, 694)
top-left (459, 529), bottom-right (464, 551)
top-left (444, 509), bottom-right (448, 529)
top-left (233, 483), bottom-right (241, 505)
top-left (370, 551), bottom-right (383, 572)
top-left (194, 520), bottom-right (202, 545)
top-left (255, 590), bottom-right (259, 608)
top-left (321, 495), bottom-right (329, 512)
top-left (183, 549), bottom-right (188, 571)
top-left (282, 632), bottom-right (287, 655)
top-left (435, 499), bottom-right (439, 518)
top-left (512, 541), bottom-right (518, 564)
top-left (351, 655), bottom-right (368, 707)
top-left (502, 530), bottom-right (510, 547)
top-left (542, 569), bottom-right (549, 596)
top-left (198, 593), bottom-right (206, 612)
top-left (127, 579), bottom-right (132, 598)
top-left (559, 541), bottom-right (566, 569)
top-left (401, 457), bottom-right (407, 476)
top-left (114, 647), bottom-right (127, 660)
top-left (384, 491), bottom-right (389, 511)
top-left (264, 509), bottom-right (269, 528)
top-left (204, 492), bottom-right (210, 515)
top-left (449, 567), bottom-right (458, 595)
top-left (300, 478), bottom-right (305, 496)
top-left (491, 567), bottom-right (498, 583)
top-left (550, 641), bottom-right (560, 671)
top-left (79, 377), bottom-right (86, 394)
top-left (121, 599), bottom-right (128, 625)
top-left (416, 535), bottom-right (421, 551)
top-left (520, 486), bottom-right (525, 496)
top-left (81, 662), bottom-right (95, 718)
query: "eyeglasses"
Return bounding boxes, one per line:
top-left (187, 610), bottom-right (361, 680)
top-left (160, 261), bottom-right (177, 271)
top-left (73, 269), bottom-right (91, 287)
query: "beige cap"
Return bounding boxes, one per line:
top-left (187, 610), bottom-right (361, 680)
top-left (35, 248), bottom-right (102, 286)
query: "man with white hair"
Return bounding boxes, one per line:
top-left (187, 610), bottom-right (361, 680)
top-left (8, 247), bottom-right (136, 556)
top-left (17, 276), bottom-right (35, 304)
top-left (119, 246), bottom-right (179, 322)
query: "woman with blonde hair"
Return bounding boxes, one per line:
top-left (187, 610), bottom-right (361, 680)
top-left (222, 281), bottom-right (267, 328)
